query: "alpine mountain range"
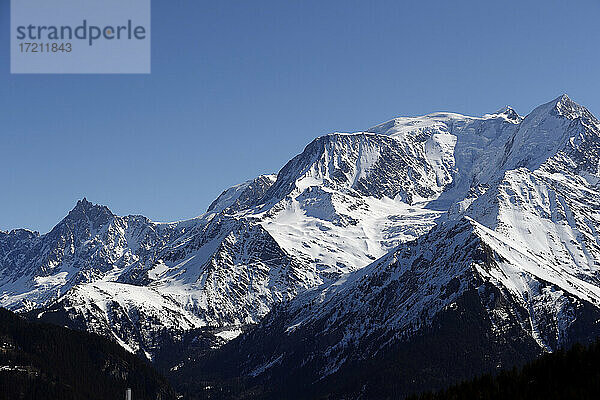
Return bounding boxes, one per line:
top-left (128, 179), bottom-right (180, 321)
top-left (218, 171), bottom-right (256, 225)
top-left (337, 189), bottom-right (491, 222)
top-left (2, 94), bottom-right (600, 398)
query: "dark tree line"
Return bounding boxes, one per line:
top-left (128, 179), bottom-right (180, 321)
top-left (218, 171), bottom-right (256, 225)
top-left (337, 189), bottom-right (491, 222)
top-left (0, 308), bottom-right (176, 400)
top-left (411, 340), bottom-right (600, 400)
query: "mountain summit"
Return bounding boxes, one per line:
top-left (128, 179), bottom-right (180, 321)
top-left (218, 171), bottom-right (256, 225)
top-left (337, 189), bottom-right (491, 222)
top-left (2, 96), bottom-right (600, 394)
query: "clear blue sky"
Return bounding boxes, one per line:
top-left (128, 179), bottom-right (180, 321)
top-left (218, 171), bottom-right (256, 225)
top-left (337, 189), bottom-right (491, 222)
top-left (1, 0), bottom-right (600, 233)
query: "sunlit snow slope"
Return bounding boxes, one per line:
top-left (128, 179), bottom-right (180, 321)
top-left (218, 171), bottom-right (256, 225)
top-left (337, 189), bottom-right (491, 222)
top-left (3, 95), bottom-right (600, 369)
top-left (192, 95), bottom-right (600, 395)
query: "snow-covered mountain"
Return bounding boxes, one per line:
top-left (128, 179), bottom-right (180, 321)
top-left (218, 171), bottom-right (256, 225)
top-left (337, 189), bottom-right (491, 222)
top-left (2, 95), bottom-right (600, 385)
top-left (171, 95), bottom-right (600, 398)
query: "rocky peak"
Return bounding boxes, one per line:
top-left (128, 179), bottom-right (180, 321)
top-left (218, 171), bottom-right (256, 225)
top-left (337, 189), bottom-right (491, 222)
top-left (45, 198), bottom-right (116, 240)
top-left (528, 94), bottom-right (591, 121)
top-left (494, 105), bottom-right (521, 121)
top-left (207, 174), bottom-right (277, 214)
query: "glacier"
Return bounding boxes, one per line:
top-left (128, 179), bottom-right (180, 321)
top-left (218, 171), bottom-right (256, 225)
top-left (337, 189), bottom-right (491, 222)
top-left (2, 94), bottom-right (600, 377)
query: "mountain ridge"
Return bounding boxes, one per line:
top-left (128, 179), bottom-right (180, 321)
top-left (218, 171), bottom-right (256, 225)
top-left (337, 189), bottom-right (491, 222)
top-left (2, 95), bottom-right (600, 388)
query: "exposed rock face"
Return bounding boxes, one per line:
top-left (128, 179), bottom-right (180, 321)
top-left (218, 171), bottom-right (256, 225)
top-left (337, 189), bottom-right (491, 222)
top-left (2, 95), bottom-right (600, 392)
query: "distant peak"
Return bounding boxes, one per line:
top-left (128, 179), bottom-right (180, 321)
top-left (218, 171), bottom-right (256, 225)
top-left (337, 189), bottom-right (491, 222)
top-left (548, 93), bottom-right (572, 111)
top-left (493, 106), bottom-right (520, 121)
top-left (554, 93), bottom-right (571, 104)
top-left (525, 94), bottom-right (591, 122)
top-left (495, 105), bottom-right (514, 113)
top-left (67, 198), bottom-right (114, 222)
top-left (548, 94), bottom-right (590, 120)
top-left (77, 197), bottom-right (91, 206)
top-left (73, 197), bottom-right (94, 212)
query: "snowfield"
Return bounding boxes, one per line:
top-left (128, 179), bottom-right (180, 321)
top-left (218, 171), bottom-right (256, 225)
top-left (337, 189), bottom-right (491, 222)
top-left (2, 94), bottom-right (600, 369)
